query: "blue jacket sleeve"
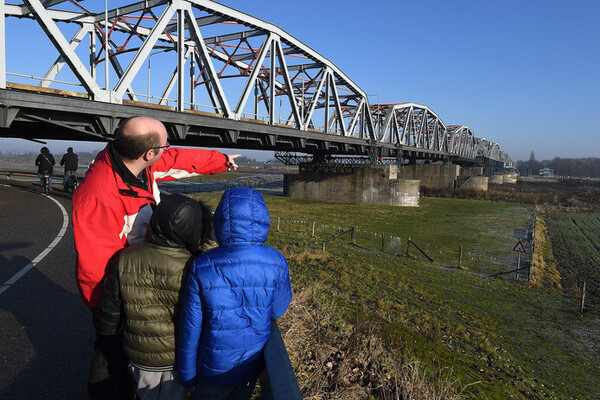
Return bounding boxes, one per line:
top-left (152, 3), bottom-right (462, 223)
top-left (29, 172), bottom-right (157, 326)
top-left (177, 270), bottom-right (203, 387)
top-left (271, 257), bottom-right (292, 319)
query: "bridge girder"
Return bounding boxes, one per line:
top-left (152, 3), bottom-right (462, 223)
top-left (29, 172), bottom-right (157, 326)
top-left (0, 0), bottom-right (511, 167)
top-left (375, 103), bottom-right (449, 154)
top-left (447, 125), bottom-right (477, 159)
top-left (3, 0), bottom-right (376, 138)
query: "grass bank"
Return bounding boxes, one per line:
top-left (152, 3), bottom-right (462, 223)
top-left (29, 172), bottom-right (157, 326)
top-left (193, 192), bottom-right (599, 399)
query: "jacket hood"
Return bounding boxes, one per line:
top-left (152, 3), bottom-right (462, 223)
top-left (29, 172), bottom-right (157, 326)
top-left (214, 187), bottom-right (270, 247)
top-left (147, 193), bottom-right (212, 253)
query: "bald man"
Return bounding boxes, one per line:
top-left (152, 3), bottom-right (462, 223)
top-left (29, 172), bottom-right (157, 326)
top-left (72, 117), bottom-right (239, 398)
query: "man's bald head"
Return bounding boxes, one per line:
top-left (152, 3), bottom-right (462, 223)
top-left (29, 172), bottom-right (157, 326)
top-left (114, 117), bottom-right (166, 160)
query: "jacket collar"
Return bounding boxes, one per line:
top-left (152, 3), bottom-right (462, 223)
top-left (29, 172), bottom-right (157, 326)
top-left (107, 141), bottom-right (149, 192)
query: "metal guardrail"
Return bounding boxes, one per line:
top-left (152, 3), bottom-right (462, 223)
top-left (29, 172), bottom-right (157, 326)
top-left (1, 170), bottom-right (82, 185)
top-left (159, 175), bottom-right (283, 194)
top-left (1, 169), bottom-right (282, 193)
top-left (1, 170), bottom-right (44, 179)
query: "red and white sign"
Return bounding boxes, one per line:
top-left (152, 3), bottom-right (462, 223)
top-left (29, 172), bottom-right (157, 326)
top-left (513, 240), bottom-right (526, 253)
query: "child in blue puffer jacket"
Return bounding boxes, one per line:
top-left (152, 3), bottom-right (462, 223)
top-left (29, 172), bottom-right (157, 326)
top-left (178, 187), bottom-right (293, 399)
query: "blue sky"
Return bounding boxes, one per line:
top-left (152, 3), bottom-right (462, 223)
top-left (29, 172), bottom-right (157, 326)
top-left (1, 0), bottom-right (599, 161)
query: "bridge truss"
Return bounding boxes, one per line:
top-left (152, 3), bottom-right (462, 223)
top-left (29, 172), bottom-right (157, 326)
top-left (0, 0), bottom-right (512, 168)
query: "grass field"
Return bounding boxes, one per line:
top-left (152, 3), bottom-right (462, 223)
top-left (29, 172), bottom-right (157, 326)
top-left (546, 211), bottom-right (600, 308)
top-left (260, 195), bottom-right (532, 275)
top-left (192, 192), bottom-right (599, 399)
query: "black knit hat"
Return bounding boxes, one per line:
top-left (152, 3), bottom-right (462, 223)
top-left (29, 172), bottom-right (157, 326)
top-left (147, 194), bottom-right (213, 253)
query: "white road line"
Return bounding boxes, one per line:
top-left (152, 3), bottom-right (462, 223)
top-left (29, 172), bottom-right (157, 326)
top-left (0, 189), bottom-right (69, 296)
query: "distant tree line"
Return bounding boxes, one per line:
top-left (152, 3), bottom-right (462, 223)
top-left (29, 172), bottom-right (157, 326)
top-left (517, 151), bottom-right (600, 178)
top-left (236, 156), bottom-right (282, 164)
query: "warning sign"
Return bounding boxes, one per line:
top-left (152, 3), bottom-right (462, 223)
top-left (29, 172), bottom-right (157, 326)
top-left (513, 240), bottom-right (526, 253)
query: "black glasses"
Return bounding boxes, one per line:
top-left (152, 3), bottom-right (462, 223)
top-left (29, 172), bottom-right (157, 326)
top-left (152, 143), bottom-right (170, 151)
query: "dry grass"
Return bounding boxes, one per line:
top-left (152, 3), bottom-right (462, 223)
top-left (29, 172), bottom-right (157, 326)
top-left (278, 284), bottom-right (464, 400)
top-left (527, 208), bottom-right (562, 289)
top-left (422, 182), bottom-right (600, 210)
top-left (281, 247), bottom-right (333, 265)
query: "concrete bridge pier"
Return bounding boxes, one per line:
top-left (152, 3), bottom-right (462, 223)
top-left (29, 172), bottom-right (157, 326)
top-left (489, 175), bottom-right (504, 184)
top-left (396, 164), bottom-right (489, 191)
top-left (489, 173), bottom-right (517, 185)
top-left (459, 166), bottom-right (489, 190)
top-left (284, 165), bottom-right (420, 207)
top-left (397, 164), bottom-right (459, 189)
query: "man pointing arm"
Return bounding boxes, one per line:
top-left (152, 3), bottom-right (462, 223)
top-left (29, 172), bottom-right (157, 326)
top-left (72, 116), bottom-right (239, 398)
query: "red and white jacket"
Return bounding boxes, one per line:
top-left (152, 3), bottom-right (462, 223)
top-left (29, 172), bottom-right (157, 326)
top-left (72, 143), bottom-right (229, 310)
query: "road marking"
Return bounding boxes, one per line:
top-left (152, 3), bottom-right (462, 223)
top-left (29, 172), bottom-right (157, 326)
top-left (0, 188), bottom-right (69, 296)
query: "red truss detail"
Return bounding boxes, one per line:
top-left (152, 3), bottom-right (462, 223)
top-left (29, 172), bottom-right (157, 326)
top-left (114, 11), bottom-right (148, 53)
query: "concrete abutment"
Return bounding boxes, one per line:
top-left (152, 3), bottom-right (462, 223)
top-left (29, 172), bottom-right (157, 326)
top-left (284, 165), bottom-right (420, 207)
top-left (283, 163), bottom-right (492, 207)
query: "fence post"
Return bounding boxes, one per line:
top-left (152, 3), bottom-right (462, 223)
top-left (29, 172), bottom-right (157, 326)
top-left (322, 242), bottom-right (326, 251)
top-left (312, 221), bottom-right (315, 237)
top-left (277, 217), bottom-right (280, 232)
top-left (406, 236), bottom-right (411, 256)
top-left (351, 227), bottom-right (355, 244)
top-left (580, 280), bottom-right (586, 315)
top-left (458, 246), bottom-right (463, 269)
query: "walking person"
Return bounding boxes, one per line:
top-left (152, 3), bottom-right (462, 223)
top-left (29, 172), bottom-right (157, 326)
top-left (60, 147), bottom-right (78, 190)
top-left (94, 194), bottom-right (215, 400)
top-left (178, 187), bottom-right (293, 399)
top-left (35, 146), bottom-right (55, 189)
top-left (72, 116), bottom-right (240, 399)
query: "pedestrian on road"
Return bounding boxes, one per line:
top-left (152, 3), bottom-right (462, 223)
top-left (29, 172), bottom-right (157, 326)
top-left (72, 116), bottom-right (240, 399)
top-left (34, 146), bottom-right (55, 189)
top-left (94, 194), bottom-right (215, 400)
top-left (59, 147), bottom-right (78, 190)
top-left (178, 187), bottom-right (293, 399)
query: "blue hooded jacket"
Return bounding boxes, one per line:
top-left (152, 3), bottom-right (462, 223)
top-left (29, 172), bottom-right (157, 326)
top-left (178, 188), bottom-right (292, 386)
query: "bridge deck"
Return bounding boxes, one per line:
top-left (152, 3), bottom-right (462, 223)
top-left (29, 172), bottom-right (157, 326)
top-left (0, 85), bottom-right (452, 162)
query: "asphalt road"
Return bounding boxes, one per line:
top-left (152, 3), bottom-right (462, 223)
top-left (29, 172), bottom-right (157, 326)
top-left (0, 180), bottom-right (92, 399)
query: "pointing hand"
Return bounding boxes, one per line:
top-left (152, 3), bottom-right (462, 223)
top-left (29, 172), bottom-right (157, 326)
top-left (226, 154), bottom-right (241, 171)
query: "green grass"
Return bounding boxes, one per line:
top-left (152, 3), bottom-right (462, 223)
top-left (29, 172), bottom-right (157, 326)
top-left (225, 195), bottom-right (531, 274)
top-left (193, 192), bottom-right (599, 399)
top-left (546, 211), bottom-right (600, 307)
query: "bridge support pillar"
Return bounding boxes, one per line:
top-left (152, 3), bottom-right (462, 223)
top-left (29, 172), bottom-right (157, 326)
top-left (284, 165), bottom-right (420, 207)
top-left (458, 176), bottom-right (489, 190)
top-left (397, 164), bottom-right (460, 189)
top-left (396, 164), bottom-right (490, 191)
top-left (460, 166), bottom-right (484, 177)
top-left (489, 175), bottom-right (504, 184)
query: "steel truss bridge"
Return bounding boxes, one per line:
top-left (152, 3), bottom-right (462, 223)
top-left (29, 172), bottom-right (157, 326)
top-left (0, 0), bottom-right (512, 168)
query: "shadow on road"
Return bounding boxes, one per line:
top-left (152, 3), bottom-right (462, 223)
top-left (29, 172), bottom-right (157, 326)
top-left (0, 242), bottom-right (30, 252)
top-left (0, 267), bottom-right (93, 399)
top-left (0, 244), bottom-right (31, 289)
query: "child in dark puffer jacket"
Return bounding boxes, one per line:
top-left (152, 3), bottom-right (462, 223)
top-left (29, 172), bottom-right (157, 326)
top-left (178, 187), bottom-right (293, 399)
top-left (94, 193), bottom-right (214, 400)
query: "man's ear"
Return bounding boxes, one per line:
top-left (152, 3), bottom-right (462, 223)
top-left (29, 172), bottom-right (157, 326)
top-left (142, 149), bottom-right (155, 162)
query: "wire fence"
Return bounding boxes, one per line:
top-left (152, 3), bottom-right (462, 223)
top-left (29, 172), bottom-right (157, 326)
top-left (270, 216), bottom-right (532, 280)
